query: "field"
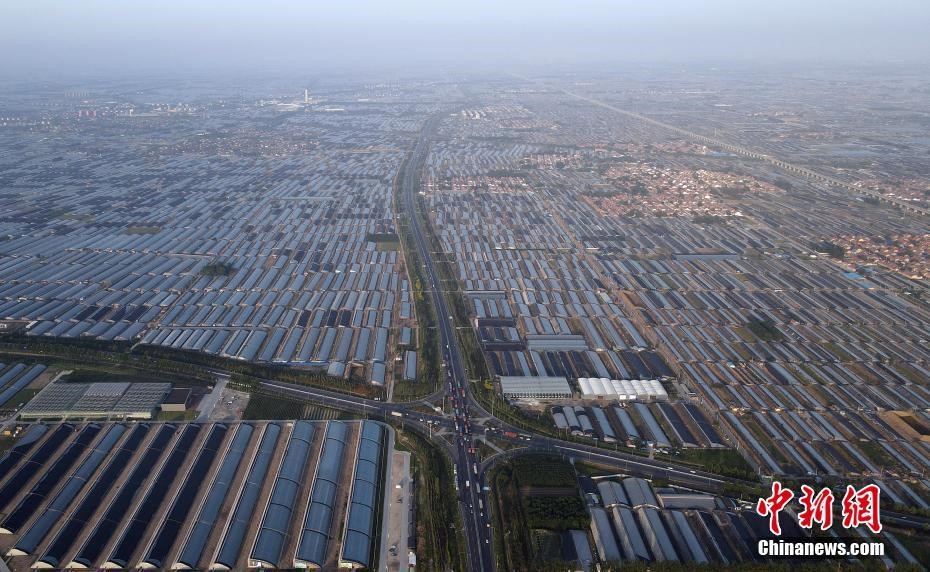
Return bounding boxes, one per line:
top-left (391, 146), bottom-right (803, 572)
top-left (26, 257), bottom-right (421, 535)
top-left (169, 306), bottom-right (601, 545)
top-left (60, 367), bottom-right (170, 384)
top-left (523, 496), bottom-right (588, 530)
top-left (490, 455), bottom-right (590, 572)
top-left (155, 409), bottom-right (198, 421)
top-left (510, 455), bottom-right (578, 488)
top-left (393, 378), bottom-right (433, 401)
top-left (242, 391), bottom-right (346, 420)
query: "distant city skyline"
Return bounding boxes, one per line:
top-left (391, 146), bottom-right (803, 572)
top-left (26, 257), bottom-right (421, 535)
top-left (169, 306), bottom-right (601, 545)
top-left (4, 0), bottom-right (930, 77)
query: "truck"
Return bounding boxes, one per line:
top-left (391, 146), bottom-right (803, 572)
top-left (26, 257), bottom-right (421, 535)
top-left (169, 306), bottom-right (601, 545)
top-left (503, 431), bottom-right (518, 439)
top-left (390, 411), bottom-right (403, 418)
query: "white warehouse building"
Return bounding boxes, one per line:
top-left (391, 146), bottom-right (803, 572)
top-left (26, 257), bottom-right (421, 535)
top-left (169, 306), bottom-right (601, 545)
top-left (578, 377), bottom-right (668, 401)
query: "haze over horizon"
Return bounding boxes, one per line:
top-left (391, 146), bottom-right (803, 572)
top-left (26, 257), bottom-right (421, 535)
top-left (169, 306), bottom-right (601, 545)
top-left (4, 0), bottom-right (930, 78)
top-left (3, 3), bottom-right (930, 571)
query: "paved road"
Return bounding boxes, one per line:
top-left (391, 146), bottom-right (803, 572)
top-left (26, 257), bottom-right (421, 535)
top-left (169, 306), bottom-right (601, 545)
top-left (478, 441), bottom-right (727, 493)
top-left (399, 113), bottom-right (495, 572)
top-left (195, 373), bottom-right (229, 421)
top-left (261, 377), bottom-right (735, 492)
top-left (382, 450), bottom-right (412, 572)
top-left (395, 110), bottom-right (760, 570)
top-left (253, 110), bottom-right (756, 570)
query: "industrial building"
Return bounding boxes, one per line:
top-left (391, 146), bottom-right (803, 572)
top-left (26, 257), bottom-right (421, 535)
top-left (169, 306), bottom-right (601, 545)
top-left (577, 377), bottom-right (668, 401)
top-left (499, 375), bottom-right (572, 399)
top-left (161, 388), bottom-right (191, 412)
top-left (18, 382), bottom-right (171, 420)
top-left (0, 420), bottom-right (392, 571)
top-left (552, 402), bottom-right (724, 452)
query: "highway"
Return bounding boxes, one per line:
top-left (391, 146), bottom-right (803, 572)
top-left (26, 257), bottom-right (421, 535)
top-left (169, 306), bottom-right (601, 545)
top-left (260, 377), bottom-right (735, 493)
top-left (400, 113), bottom-right (496, 572)
top-left (252, 111), bottom-right (758, 572)
top-left (255, 376), bottom-right (930, 538)
top-left (262, 379), bottom-right (727, 479)
top-left (227, 110), bottom-right (772, 571)
top-left (398, 111), bottom-right (744, 571)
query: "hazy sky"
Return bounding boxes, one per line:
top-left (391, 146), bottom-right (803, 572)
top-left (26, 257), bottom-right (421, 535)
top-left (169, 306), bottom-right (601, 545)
top-left (3, 0), bottom-right (929, 76)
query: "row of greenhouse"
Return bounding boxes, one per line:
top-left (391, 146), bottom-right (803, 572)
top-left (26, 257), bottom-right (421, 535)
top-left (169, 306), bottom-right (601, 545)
top-left (0, 421), bottom-right (389, 571)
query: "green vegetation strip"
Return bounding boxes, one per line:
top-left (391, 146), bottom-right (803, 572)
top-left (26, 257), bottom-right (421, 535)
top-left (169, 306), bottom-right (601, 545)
top-left (0, 333), bottom-right (381, 399)
top-left (241, 390), bottom-right (349, 421)
top-left (394, 427), bottom-right (466, 571)
top-left (392, 141), bottom-right (442, 399)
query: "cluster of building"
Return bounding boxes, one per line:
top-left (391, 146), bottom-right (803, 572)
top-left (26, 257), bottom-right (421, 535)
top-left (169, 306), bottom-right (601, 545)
top-left (2, 74), bottom-right (930, 536)
top-left (587, 225), bottom-right (930, 495)
top-left (424, 167), bottom-right (675, 390)
top-left (588, 224), bottom-right (930, 479)
top-left (0, 361), bottom-right (194, 422)
top-left (520, 152), bottom-right (584, 170)
top-left (584, 164), bottom-right (780, 219)
top-left (588, 69), bottom-right (930, 190)
top-left (854, 178), bottom-right (930, 205)
top-left (829, 233), bottom-right (930, 280)
top-left (426, 104), bottom-right (555, 178)
top-left (0, 420), bottom-right (390, 571)
top-left (425, 174), bottom-right (530, 194)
